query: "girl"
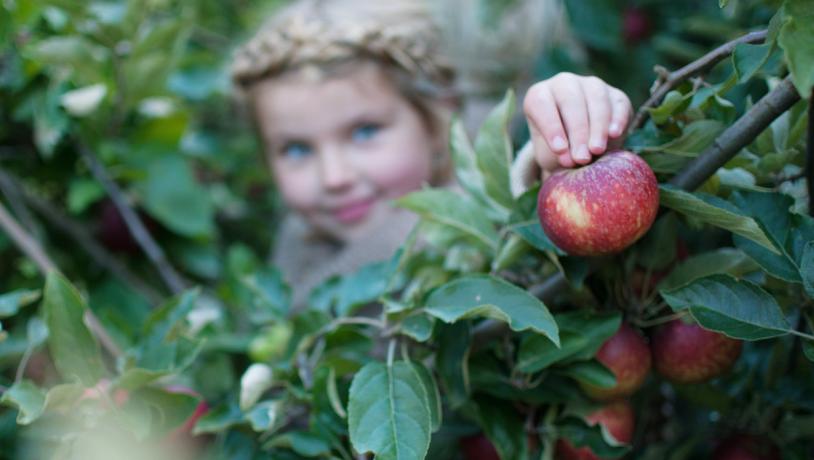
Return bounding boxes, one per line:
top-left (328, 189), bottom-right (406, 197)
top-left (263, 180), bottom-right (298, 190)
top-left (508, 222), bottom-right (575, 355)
top-left (231, 0), bottom-right (632, 307)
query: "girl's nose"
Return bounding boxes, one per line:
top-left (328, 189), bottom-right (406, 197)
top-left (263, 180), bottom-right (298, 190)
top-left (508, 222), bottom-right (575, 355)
top-left (318, 146), bottom-right (356, 191)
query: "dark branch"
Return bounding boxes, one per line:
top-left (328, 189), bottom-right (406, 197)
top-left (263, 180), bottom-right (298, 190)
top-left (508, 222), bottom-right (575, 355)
top-left (807, 89), bottom-right (813, 216)
top-left (669, 76), bottom-right (801, 190)
top-left (78, 143), bottom-right (187, 294)
top-left (0, 169), bottom-right (163, 304)
top-left (631, 29), bottom-right (768, 131)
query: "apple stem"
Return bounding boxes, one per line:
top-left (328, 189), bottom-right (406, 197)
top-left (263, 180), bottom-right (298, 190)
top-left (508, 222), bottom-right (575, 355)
top-left (787, 329), bottom-right (814, 342)
top-left (632, 311), bottom-right (687, 328)
top-left (631, 29), bottom-right (767, 131)
top-left (386, 339), bottom-right (397, 367)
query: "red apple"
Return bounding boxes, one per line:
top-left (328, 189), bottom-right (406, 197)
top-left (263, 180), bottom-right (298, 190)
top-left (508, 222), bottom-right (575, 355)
top-left (652, 319), bottom-right (742, 384)
top-left (581, 323), bottom-right (651, 401)
top-left (622, 7), bottom-right (652, 45)
top-left (712, 434), bottom-right (781, 460)
top-left (96, 199), bottom-right (159, 254)
top-left (537, 151), bottom-right (659, 257)
top-left (460, 434), bottom-right (500, 460)
top-left (556, 401), bottom-right (635, 460)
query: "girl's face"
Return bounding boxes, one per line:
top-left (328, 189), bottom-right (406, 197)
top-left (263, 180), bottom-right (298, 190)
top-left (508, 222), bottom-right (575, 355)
top-left (252, 64), bottom-right (441, 242)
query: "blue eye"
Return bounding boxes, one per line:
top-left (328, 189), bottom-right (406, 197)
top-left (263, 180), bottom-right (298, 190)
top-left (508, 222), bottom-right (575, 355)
top-left (351, 123), bottom-right (380, 142)
top-left (280, 142), bottom-right (312, 159)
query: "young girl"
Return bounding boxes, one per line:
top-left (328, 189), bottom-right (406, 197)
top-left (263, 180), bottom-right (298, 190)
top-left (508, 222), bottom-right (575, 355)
top-left (231, 0), bottom-right (632, 308)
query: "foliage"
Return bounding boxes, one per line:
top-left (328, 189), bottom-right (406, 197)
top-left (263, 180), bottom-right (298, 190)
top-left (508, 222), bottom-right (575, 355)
top-left (1, 0), bottom-right (813, 459)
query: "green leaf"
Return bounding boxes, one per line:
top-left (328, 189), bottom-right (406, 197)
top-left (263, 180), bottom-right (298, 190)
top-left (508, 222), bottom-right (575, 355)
top-left (558, 417), bottom-right (630, 458)
top-left (336, 257), bottom-right (399, 316)
top-left (659, 186), bottom-right (779, 254)
top-left (778, 0), bottom-right (814, 98)
top-left (142, 290), bottom-right (198, 347)
top-left (436, 322), bottom-right (471, 408)
top-left (67, 179), bottom-right (105, 214)
top-left (242, 267), bottom-right (291, 321)
top-left (804, 341), bottom-right (814, 362)
top-left (348, 361), bottom-right (432, 460)
top-left (42, 272), bottom-right (106, 385)
top-left (657, 248), bottom-right (759, 291)
top-left (194, 403), bottom-right (245, 435)
top-left (268, 431), bottom-right (332, 457)
top-left (732, 43), bottom-right (773, 83)
top-left (800, 242), bottom-right (814, 298)
top-left (508, 186), bottom-right (563, 254)
top-left (647, 90), bottom-right (693, 124)
top-left (0, 381), bottom-right (46, 424)
top-left (411, 362), bottom-right (442, 432)
top-left (0, 289), bottom-right (40, 318)
top-left (401, 314), bottom-right (435, 342)
top-left (644, 120), bottom-right (725, 156)
top-left (450, 118), bottom-right (508, 221)
top-left (425, 274), bottom-right (559, 346)
top-left (563, 0), bottom-right (621, 51)
top-left (139, 156), bottom-right (214, 238)
top-left (559, 361), bottom-right (616, 388)
top-left (474, 90), bottom-right (515, 210)
top-left (517, 312), bottom-right (621, 373)
top-left (661, 274), bottom-right (791, 340)
top-left (471, 396), bottom-right (529, 460)
top-left (397, 189), bottom-right (499, 251)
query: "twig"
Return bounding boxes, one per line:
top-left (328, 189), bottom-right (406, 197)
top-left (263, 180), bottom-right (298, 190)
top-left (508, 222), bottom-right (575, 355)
top-left (806, 89), bottom-right (813, 216)
top-left (0, 172), bottom-right (41, 240)
top-left (0, 169), bottom-right (162, 304)
top-left (78, 143), bottom-right (187, 294)
top-left (473, 76), bottom-right (800, 345)
top-left (669, 76), bottom-right (801, 190)
top-left (0, 199), bottom-right (122, 358)
top-left (0, 200), bottom-right (57, 274)
top-left (631, 29), bottom-right (768, 131)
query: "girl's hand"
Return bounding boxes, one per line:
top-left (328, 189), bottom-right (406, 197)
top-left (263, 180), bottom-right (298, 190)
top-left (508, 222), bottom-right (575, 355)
top-left (523, 72), bottom-right (633, 171)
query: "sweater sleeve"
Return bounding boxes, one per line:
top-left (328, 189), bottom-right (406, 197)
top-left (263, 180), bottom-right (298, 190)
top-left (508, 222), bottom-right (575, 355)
top-left (510, 140), bottom-right (542, 198)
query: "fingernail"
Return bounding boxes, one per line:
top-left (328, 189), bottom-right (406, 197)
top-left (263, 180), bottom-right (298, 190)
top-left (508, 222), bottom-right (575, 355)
top-left (576, 145), bottom-right (590, 161)
top-left (590, 138), bottom-right (606, 152)
top-left (552, 136), bottom-right (567, 151)
top-left (609, 123), bottom-right (621, 136)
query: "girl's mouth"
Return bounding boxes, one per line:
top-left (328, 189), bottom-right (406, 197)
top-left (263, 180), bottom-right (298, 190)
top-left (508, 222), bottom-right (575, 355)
top-left (334, 199), bottom-right (375, 224)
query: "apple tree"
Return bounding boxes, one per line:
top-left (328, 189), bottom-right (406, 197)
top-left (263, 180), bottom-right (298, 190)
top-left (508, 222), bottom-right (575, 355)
top-left (0, 0), bottom-right (813, 459)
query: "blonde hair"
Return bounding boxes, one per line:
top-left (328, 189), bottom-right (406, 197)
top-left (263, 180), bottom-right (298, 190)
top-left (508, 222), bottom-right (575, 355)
top-left (231, 0), bottom-right (456, 184)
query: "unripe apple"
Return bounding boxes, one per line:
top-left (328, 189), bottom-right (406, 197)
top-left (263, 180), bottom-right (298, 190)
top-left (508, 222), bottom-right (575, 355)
top-left (652, 319), bottom-right (742, 384)
top-left (248, 322), bottom-right (293, 362)
top-left (555, 401), bottom-right (635, 460)
top-left (581, 323), bottom-right (651, 401)
top-left (712, 434), bottom-right (781, 460)
top-left (537, 151), bottom-right (659, 257)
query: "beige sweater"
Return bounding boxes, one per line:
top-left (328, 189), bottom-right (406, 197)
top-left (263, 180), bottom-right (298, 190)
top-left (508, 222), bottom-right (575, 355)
top-left (272, 141), bottom-right (539, 310)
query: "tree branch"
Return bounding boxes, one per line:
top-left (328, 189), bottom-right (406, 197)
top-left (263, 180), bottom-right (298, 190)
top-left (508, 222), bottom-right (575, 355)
top-left (669, 76), bottom-right (801, 190)
top-left (0, 169), bottom-right (163, 304)
top-left (0, 198), bottom-right (122, 358)
top-left (473, 75), bottom-right (800, 345)
top-left (807, 89), bottom-right (813, 216)
top-left (630, 29), bottom-right (768, 131)
top-left (78, 143), bottom-right (187, 295)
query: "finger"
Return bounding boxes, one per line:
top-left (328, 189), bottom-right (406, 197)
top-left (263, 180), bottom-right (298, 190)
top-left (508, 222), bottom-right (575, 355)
top-left (524, 83), bottom-right (570, 157)
top-left (529, 123), bottom-right (560, 172)
top-left (608, 87), bottom-right (633, 139)
top-left (583, 77), bottom-right (611, 155)
top-left (558, 152), bottom-right (576, 168)
top-left (553, 78), bottom-right (591, 164)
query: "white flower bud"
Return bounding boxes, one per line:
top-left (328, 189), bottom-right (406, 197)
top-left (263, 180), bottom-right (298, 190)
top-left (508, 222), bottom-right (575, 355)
top-left (240, 363), bottom-right (274, 410)
top-left (61, 84), bottom-right (107, 117)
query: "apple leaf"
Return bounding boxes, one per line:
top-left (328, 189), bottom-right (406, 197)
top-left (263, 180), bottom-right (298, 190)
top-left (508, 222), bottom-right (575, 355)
top-left (732, 42), bottom-right (773, 83)
top-left (425, 274), bottom-right (559, 347)
top-left (335, 257), bottom-right (399, 316)
top-left (0, 381), bottom-right (46, 425)
top-left (142, 289), bottom-right (199, 347)
top-left (778, 0), bottom-right (814, 98)
top-left (42, 272), bottom-right (106, 386)
top-left (558, 361), bottom-right (616, 388)
top-left (347, 361), bottom-right (432, 460)
top-left (470, 396), bottom-right (529, 460)
top-left (401, 313), bottom-right (435, 343)
top-left (412, 362), bottom-right (442, 432)
top-left (193, 403), bottom-right (245, 435)
top-left (659, 186), bottom-right (779, 254)
top-left (661, 274), bottom-right (791, 340)
top-left (517, 312), bottom-right (621, 373)
top-left (267, 431), bottom-right (333, 457)
top-left (0, 289), bottom-right (40, 318)
top-left (474, 90), bottom-right (515, 211)
top-left (242, 267), bottom-right (291, 321)
top-left (800, 242), bottom-right (814, 299)
top-left (397, 189), bottom-right (499, 252)
top-left (657, 248), bottom-right (759, 291)
top-left (644, 120), bottom-right (724, 156)
top-left (508, 186), bottom-right (563, 254)
top-left (436, 322), bottom-right (471, 408)
top-left (450, 118), bottom-right (508, 222)
top-left (557, 417), bottom-right (631, 458)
